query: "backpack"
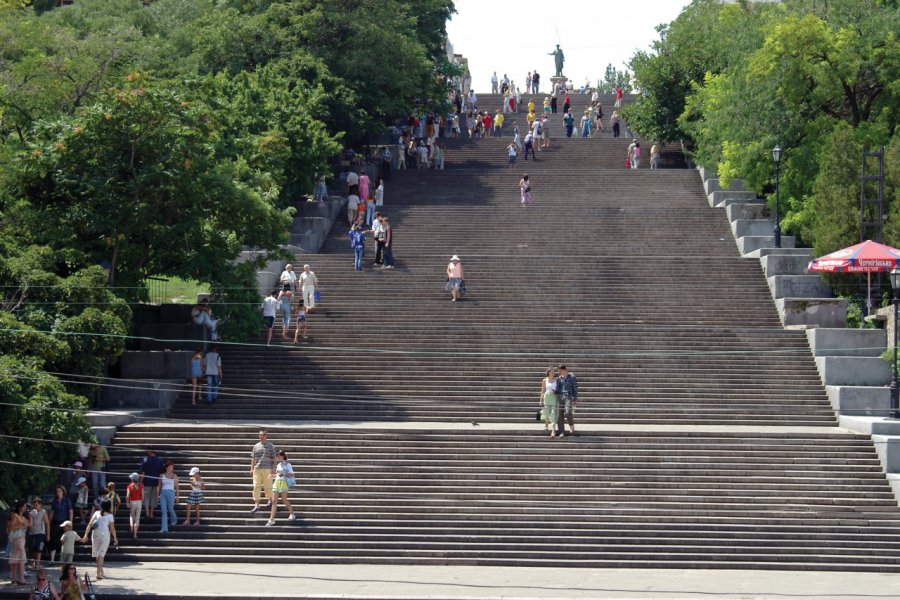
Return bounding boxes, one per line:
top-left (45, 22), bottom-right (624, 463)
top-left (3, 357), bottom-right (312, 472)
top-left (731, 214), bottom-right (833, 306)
top-left (536, 123), bottom-right (542, 135)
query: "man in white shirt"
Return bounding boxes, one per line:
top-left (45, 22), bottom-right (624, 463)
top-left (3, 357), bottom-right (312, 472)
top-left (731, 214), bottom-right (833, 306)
top-left (204, 346), bottom-right (222, 403)
top-left (371, 213), bottom-right (385, 266)
top-left (261, 290), bottom-right (280, 346)
top-left (346, 169), bottom-right (359, 196)
top-left (347, 194), bottom-right (360, 224)
top-left (380, 146), bottom-right (392, 180)
top-left (432, 142), bottom-right (445, 170)
top-left (298, 264), bottom-right (319, 313)
top-left (396, 137), bottom-right (406, 170)
top-left (278, 264), bottom-right (296, 291)
top-left (491, 71), bottom-right (498, 93)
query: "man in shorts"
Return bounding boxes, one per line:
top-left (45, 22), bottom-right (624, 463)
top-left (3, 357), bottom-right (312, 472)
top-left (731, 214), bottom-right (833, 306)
top-left (28, 498), bottom-right (50, 569)
top-left (261, 289), bottom-right (280, 345)
top-left (249, 429), bottom-right (277, 514)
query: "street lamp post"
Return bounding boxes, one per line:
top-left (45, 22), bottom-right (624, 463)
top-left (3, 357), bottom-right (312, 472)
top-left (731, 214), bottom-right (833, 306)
top-left (772, 145), bottom-right (782, 248)
top-left (890, 267), bottom-right (900, 419)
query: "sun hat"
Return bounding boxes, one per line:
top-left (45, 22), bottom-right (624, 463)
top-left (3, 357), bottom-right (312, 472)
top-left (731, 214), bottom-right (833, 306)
top-left (189, 467), bottom-right (200, 476)
top-left (129, 472), bottom-right (140, 482)
top-left (60, 520), bottom-right (73, 528)
top-left (73, 461), bottom-right (83, 468)
top-left (76, 477), bottom-right (86, 486)
top-left (450, 255), bottom-right (460, 261)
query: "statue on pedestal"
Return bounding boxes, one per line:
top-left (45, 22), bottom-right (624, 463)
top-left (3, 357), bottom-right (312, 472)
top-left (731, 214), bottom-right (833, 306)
top-left (548, 44), bottom-right (565, 77)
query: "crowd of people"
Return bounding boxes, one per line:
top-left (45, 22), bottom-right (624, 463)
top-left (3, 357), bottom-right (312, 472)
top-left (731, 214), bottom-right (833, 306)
top-left (1, 64), bottom-right (623, 593)
top-left (4, 429), bottom-right (304, 590)
top-left (257, 263), bottom-right (320, 345)
top-left (4, 443), bottom-right (182, 588)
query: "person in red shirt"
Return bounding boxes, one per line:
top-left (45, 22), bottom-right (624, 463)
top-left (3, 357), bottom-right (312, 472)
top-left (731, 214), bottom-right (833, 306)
top-left (482, 112), bottom-right (492, 136)
top-left (563, 94), bottom-right (571, 115)
top-left (125, 473), bottom-right (144, 538)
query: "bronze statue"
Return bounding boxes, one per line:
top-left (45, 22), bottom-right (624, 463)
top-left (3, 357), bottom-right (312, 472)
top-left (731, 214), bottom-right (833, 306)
top-left (548, 44), bottom-right (565, 77)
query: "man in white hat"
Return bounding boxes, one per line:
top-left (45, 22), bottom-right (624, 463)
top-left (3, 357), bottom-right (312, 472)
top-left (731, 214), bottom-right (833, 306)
top-left (446, 256), bottom-right (465, 302)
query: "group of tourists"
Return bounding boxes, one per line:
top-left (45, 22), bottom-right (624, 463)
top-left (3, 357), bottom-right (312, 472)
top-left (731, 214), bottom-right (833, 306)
top-left (395, 132), bottom-right (445, 170)
top-left (348, 216), bottom-right (387, 271)
top-left (258, 263), bottom-right (320, 345)
top-left (7, 444), bottom-right (165, 588)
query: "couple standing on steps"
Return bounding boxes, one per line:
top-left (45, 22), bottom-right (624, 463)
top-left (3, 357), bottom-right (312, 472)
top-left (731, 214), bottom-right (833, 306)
top-left (540, 366), bottom-right (578, 437)
top-left (249, 429), bottom-right (296, 526)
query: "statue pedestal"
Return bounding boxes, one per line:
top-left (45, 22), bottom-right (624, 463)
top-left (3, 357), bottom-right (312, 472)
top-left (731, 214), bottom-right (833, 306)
top-left (550, 76), bottom-right (568, 93)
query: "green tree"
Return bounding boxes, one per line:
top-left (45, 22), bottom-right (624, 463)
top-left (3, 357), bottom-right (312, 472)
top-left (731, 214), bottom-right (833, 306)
top-left (11, 75), bottom-right (292, 291)
top-left (0, 7), bottom-right (150, 141)
top-left (625, 0), bottom-right (773, 144)
top-left (597, 64), bottom-right (633, 95)
top-left (633, 0), bottom-right (898, 249)
top-left (0, 243), bottom-right (129, 501)
top-left (199, 65), bottom-right (343, 203)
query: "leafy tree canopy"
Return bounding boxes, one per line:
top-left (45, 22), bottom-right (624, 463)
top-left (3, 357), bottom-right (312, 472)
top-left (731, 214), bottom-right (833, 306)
top-left (0, 0), bottom-right (455, 501)
top-left (596, 64), bottom-right (633, 95)
top-left (627, 0), bottom-right (898, 251)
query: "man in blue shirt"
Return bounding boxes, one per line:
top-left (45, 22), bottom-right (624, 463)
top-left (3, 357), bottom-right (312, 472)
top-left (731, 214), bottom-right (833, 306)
top-left (348, 223), bottom-right (366, 271)
top-left (139, 450), bottom-right (165, 520)
top-left (557, 365), bottom-right (579, 435)
top-left (563, 109), bottom-right (575, 138)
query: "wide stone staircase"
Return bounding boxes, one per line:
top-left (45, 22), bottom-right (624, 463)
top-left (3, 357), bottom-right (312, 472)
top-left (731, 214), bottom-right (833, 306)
top-left (102, 93), bottom-right (900, 571)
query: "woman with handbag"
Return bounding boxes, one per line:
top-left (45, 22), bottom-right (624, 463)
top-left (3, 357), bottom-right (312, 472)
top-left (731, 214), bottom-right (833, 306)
top-left (266, 451), bottom-right (296, 526)
top-left (7, 500), bottom-right (30, 584)
top-left (79, 500), bottom-right (117, 580)
top-left (519, 174), bottom-right (532, 207)
top-left (540, 368), bottom-right (561, 438)
top-left (29, 568), bottom-right (59, 600)
top-left (446, 255), bottom-right (464, 302)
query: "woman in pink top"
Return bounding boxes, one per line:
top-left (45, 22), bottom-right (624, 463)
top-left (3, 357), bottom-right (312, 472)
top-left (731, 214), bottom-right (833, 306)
top-left (358, 173), bottom-right (370, 202)
top-left (446, 255), bottom-right (464, 302)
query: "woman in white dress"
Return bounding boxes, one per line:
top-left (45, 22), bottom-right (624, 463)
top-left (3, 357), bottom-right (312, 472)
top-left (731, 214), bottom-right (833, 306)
top-left (80, 500), bottom-right (117, 580)
top-left (540, 368), bottom-right (561, 437)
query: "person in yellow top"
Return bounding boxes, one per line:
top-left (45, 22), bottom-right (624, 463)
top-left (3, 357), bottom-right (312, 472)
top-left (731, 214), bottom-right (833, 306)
top-left (542, 97), bottom-right (551, 114)
top-left (527, 99), bottom-right (535, 114)
top-left (526, 110), bottom-right (536, 128)
top-left (493, 111), bottom-right (505, 137)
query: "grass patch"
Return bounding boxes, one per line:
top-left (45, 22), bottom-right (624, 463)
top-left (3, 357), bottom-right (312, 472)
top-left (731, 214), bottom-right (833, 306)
top-left (148, 276), bottom-right (207, 304)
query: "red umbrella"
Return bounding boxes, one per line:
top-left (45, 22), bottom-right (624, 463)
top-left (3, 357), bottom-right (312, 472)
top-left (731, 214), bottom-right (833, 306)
top-left (808, 240), bottom-right (900, 311)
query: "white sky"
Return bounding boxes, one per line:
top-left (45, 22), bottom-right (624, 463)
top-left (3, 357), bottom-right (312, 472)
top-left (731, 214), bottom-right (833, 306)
top-left (446, 0), bottom-right (692, 92)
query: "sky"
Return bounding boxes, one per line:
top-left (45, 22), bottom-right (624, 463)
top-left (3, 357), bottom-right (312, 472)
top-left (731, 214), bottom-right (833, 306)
top-left (445, 0), bottom-right (692, 92)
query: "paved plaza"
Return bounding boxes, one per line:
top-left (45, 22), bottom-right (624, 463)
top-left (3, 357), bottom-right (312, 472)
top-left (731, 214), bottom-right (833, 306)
top-left (44, 562), bottom-right (900, 599)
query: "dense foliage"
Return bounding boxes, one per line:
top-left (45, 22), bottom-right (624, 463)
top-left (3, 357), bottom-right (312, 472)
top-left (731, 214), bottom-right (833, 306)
top-left (0, 0), bottom-right (455, 500)
top-left (626, 0), bottom-right (898, 254)
top-left (596, 64), bottom-right (633, 95)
